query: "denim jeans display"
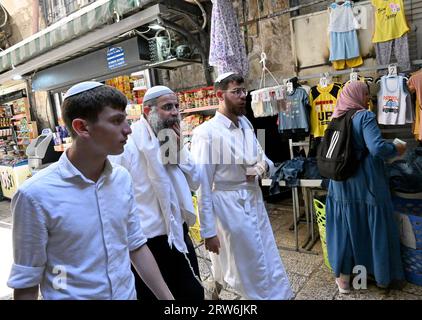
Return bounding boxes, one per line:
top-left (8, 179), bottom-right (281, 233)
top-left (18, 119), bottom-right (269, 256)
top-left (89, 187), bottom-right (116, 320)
top-left (270, 157), bottom-right (324, 195)
top-left (388, 147), bottom-right (422, 193)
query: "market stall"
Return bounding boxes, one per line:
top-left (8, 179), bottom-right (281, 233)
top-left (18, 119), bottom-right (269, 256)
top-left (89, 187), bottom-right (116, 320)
top-left (0, 90), bottom-right (36, 198)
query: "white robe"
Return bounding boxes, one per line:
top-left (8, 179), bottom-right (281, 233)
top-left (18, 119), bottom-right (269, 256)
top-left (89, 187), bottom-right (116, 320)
top-left (191, 112), bottom-right (293, 300)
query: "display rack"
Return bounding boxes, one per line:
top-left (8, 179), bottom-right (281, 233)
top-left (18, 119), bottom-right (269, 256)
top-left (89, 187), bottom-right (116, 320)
top-left (180, 105), bottom-right (219, 114)
top-left (179, 86), bottom-right (219, 139)
top-left (0, 104), bottom-right (13, 142)
top-left (10, 97), bottom-right (38, 150)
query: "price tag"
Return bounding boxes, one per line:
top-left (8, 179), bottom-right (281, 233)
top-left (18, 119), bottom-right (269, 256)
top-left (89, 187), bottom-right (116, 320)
top-left (287, 82), bottom-right (293, 94)
top-left (388, 64), bottom-right (397, 76)
top-left (350, 72), bottom-right (358, 82)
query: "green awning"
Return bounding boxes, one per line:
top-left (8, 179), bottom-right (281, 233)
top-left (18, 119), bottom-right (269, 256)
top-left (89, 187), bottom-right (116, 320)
top-left (0, 0), bottom-right (147, 73)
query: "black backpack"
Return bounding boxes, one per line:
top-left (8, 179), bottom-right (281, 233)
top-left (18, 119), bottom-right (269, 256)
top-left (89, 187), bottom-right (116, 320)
top-left (317, 109), bottom-right (360, 181)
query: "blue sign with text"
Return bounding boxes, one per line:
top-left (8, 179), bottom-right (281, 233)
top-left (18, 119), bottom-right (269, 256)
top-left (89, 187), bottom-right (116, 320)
top-left (107, 47), bottom-right (126, 70)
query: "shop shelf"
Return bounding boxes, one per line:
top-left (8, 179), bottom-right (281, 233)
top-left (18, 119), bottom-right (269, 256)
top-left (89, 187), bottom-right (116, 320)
top-left (180, 106), bottom-right (219, 114)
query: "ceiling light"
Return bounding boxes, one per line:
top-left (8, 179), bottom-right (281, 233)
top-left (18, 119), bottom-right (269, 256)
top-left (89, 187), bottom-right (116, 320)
top-left (11, 63), bottom-right (22, 80)
top-left (149, 23), bottom-right (164, 31)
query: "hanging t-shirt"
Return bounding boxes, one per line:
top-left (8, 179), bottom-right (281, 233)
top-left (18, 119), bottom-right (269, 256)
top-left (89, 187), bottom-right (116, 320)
top-left (328, 1), bottom-right (360, 32)
top-left (278, 87), bottom-right (309, 133)
top-left (377, 75), bottom-right (413, 125)
top-left (301, 85), bottom-right (311, 95)
top-left (414, 99), bottom-right (421, 140)
top-left (408, 72), bottom-right (422, 140)
top-left (372, 0), bottom-right (409, 43)
top-left (328, 1), bottom-right (361, 63)
top-left (309, 83), bottom-right (343, 137)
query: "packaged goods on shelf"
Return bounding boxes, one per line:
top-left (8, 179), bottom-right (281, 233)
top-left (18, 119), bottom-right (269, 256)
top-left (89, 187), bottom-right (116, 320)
top-left (181, 114), bottom-right (203, 134)
top-left (126, 104), bottom-right (143, 117)
top-left (106, 75), bottom-right (133, 101)
top-left (133, 88), bottom-right (146, 104)
top-left (177, 86), bottom-right (219, 110)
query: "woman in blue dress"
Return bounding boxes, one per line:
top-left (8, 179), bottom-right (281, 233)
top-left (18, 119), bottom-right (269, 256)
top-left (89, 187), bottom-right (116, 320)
top-left (326, 81), bottom-right (406, 293)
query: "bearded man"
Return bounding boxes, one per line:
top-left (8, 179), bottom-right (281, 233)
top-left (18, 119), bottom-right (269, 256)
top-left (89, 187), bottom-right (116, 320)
top-left (110, 85), bottom-right (204, 300)
top-left (191, 73), bottom-right (293, 300)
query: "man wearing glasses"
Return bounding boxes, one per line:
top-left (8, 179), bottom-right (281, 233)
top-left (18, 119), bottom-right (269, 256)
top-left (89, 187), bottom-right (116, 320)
top-left (110, 85), bottom-right (204, 300)
top-left (191, 72), bottom-right (293, 300)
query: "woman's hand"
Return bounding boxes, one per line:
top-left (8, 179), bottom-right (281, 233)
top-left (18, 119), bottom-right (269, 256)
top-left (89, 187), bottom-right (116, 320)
top-left (395, 142), bottom-right (407, 156)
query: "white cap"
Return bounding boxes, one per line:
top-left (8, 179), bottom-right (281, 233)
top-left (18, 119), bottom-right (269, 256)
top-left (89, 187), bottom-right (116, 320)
top-left (143, 85), bottom-right (175, 103)
top-left (215, 72), bottom-right (235, 83)
top-left (63, 81), bottom-right (104, 99)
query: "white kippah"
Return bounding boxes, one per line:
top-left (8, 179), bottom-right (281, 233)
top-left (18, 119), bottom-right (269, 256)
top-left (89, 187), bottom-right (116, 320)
top-left (215, 72), bottom-right (235, 83)
top-left (143, 85), bottom-right (175, 103)
top-left (63, 81), bottom-right (104, 99)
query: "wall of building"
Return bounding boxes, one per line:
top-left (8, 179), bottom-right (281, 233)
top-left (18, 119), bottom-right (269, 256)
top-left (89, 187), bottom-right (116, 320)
top-left (163, 0), bottom-right (422, 92)
top-left (0, 0), bottom-right (52, 130)
top-left (163, 0), bottom-right (296, 91)
top-left (1, 0), bottom-right (34, 45)
top-left (32, 91), bottom-right (55, 132)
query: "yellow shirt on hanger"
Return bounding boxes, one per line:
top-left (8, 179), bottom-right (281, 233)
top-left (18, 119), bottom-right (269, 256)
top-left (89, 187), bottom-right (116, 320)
top-left (372, 0), bottom-right (409, 43)
top-left (309, 83), bottom-right (343, 138)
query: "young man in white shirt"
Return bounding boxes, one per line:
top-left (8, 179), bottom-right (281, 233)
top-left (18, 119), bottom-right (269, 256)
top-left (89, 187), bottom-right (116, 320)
top-left (7, 82), bottom-right (174, 300)
top-left (191, 72), bottom-right (293, 300)
top-left (110, 86), bottom-right (203, 300)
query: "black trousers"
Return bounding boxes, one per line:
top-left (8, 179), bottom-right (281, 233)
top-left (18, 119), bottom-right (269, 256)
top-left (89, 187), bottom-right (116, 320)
top-left (132, 223), bottom-right (204, 300)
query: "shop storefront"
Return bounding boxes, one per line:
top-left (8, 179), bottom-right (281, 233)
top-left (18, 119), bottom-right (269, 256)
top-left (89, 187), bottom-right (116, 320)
top-left (0, 89), bottom-right (35, 198)
top-left (31, 35), bottom-right (153, 151)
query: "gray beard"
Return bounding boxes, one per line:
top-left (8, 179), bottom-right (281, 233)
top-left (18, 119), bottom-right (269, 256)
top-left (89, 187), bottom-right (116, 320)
top-left (148, 109), bottom-right (166, 136)
top-left (147, 109), bottom-right (181, 146)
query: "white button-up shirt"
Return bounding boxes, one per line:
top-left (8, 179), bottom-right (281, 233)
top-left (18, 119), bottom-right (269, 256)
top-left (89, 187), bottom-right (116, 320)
top-left (7, 152), bottom-right (147, 300)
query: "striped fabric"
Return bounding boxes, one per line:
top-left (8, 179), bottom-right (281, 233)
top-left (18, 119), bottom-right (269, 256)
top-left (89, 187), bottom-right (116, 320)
top-left (0, 0), bottom-right (144, 73)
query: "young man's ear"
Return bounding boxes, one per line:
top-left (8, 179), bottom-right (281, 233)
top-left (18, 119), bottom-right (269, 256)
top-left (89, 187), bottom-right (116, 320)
top-left (216, 89), bottom-right (224, 102)
top-left (72, 118), bottom-right (90, 138)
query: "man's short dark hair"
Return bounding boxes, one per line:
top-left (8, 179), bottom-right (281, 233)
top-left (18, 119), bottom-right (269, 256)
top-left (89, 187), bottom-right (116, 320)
top-left (61, 85), bottom-right (127, 137)
top-left (214, 74), bottom-right (245, 91)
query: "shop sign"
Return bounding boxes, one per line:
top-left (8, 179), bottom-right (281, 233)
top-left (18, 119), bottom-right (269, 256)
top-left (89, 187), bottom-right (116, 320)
top-left (107, 47), bottom-right (126, 70)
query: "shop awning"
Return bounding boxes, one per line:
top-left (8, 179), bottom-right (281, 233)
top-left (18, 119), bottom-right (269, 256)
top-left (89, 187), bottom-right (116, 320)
top-left (0, 0), bottom-right (145, 71)
top-left (0, 0), bottom-right (201, 85)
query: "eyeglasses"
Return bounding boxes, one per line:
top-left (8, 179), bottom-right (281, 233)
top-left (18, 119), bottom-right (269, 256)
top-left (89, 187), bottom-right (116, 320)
top-left (224, 88), bottom-right (248, 96)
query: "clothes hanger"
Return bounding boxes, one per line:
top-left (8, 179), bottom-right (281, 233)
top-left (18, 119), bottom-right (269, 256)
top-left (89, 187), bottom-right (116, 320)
top-left (319, 72), bottom-right (331, 88)
top-left (387, 64), bottom-right (398, 78)
top-left (289, 77), bottom-right (300, 89)
top-left (286, 79), bottom-right (294, 94)
top-left (349, 68), bottom-right (358, 82)
top-left (363, 76), bottom-right (374, 83)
